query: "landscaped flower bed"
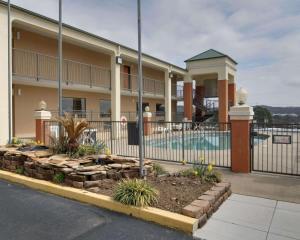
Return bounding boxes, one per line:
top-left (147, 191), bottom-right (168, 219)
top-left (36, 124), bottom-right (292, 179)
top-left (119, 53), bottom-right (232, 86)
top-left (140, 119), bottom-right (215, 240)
top-left (0, 115), bottom-right (231, 231)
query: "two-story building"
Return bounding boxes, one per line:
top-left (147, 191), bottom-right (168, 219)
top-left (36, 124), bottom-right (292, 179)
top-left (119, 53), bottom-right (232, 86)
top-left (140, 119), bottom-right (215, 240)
top-left (0, 1), bottom-right (237, 144)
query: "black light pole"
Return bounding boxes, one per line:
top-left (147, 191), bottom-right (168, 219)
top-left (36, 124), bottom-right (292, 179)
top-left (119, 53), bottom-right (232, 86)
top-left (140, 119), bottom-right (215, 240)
top-left (58, 0), bottom-right (63, 117)
top-left (7, 0), bottom-right (12, 143)
top-left (137, 0), bottom-right (144, 177)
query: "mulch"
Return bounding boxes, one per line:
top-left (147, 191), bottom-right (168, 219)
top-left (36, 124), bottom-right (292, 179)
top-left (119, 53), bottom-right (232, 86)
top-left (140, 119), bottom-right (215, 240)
top-left (90, 175), bottom-right (213, 214)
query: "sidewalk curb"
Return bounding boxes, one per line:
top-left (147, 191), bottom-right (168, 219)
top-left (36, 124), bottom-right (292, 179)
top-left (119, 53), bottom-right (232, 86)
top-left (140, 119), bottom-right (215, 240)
top-left (0, 170), bottom-right (198, 234)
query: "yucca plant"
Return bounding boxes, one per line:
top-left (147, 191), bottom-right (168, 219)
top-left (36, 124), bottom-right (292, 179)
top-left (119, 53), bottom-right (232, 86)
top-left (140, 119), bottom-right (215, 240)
top-left (55, 113), bottom-right (88, 153)
top-left (113, 179), bottom-right (159, 207)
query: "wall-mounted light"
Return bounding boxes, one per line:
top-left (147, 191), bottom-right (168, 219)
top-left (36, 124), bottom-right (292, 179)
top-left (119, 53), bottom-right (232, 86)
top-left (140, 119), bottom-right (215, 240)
top-left (17, 88), bottom-right (22, 96)
top-left (116, 56), bottom-right (123, 64)
top-left (16, 31), bottom-right (21, 40)
top-left (169, 72), bottom-right (174, 78)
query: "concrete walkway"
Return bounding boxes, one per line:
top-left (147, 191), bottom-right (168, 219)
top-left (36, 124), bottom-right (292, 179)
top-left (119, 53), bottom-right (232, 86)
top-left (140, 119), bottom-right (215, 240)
top-left (193, 194), bottom-right (300, 240)
top-left (157, 161), bottom-right (300, 203)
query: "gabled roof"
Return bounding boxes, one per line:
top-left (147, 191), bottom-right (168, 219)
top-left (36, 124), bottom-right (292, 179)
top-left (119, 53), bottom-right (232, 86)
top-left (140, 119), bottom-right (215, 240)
top-left (185, 49), bottom-right (237, 64)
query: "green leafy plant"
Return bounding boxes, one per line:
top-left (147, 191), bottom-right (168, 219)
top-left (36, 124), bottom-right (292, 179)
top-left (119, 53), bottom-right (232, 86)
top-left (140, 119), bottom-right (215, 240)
top-left (204, 171), bottom-right (222, 183)
top-left (54, 113), bottom-right (89, 154)
top-left (73, 141), bottom-right (106, 157)
top-left (50, 135), bottom-right (69, 154)
top-left (152, 163), bottom-right (167, 176)
top-left (113, 179), bottom-right (159, 207)
top-left (53, 172), bottom-right (65, 184)
top-left (179, 160), bottom-right (222, 183)
top-left (180, 168), bottom-right (195, 177)
top-left (15, 167), bottom-right (24, 175)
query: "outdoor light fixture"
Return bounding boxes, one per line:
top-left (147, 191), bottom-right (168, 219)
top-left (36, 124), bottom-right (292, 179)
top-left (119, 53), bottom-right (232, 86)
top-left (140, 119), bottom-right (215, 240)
top-left (116, 56), bottom-right (123, 64)
top-left (169, 72), bottom-right (173, 78)
top-left (237, 87), bottom-right (248, 105)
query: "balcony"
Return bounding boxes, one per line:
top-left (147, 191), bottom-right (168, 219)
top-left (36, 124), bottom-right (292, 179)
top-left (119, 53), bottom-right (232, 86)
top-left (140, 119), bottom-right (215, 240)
top-left (13, 48), bottom-right (167, 97)
top-left (12, 48), bottom-right (111, 90)
top-left (120, 73), bottom-right (165, 97)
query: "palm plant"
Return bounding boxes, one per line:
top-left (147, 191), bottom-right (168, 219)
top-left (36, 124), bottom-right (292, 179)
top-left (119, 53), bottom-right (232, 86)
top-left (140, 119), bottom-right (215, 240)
top-left (55, 113), bottom-right (88, 153)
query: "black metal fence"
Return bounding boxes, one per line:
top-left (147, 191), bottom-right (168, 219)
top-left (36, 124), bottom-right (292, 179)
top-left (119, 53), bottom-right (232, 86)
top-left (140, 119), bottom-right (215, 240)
top-left (44, 121), bottom-right (231, 168)
top-left (251, 123), bottom-right (300, 176)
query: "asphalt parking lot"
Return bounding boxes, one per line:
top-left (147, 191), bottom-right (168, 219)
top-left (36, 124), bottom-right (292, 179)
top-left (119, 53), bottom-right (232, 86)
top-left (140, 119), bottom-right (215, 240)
top-left (0, 180), bottom-right (192, 240)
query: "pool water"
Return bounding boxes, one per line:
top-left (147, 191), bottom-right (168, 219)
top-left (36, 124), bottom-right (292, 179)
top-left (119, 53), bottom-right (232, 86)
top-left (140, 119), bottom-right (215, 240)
top-left (147, 132), bottom-right (268, 150)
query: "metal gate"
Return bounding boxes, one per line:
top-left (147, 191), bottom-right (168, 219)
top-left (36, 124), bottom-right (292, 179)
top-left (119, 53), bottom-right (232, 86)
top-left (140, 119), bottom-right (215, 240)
top-left (251, 123), bottom-right (300, 176)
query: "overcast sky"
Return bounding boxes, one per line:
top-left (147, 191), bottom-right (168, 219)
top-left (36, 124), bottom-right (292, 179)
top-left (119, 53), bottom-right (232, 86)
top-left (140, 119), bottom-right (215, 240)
top-left (10, 0), bottom-right (300, 106)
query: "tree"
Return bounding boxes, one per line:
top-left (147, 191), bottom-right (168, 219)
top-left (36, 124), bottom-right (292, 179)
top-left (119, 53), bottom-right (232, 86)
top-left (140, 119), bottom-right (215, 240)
top-left (253, 106), bottom-right (273, 124)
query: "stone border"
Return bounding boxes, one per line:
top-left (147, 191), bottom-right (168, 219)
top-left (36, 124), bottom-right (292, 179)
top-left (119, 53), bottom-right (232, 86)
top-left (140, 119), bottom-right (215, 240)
top-left (0, 170), bottom-right (199, 234)
top-left (182, 181), bottom-right (232, 227)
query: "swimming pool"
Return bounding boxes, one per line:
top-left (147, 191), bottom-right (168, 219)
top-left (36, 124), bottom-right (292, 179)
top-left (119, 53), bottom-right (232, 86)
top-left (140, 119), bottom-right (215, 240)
top-left (147, 132), bottom-right (268, 150)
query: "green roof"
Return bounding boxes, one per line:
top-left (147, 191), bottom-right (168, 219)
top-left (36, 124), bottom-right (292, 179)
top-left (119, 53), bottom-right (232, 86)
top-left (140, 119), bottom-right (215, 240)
top-left (185, 49), bottom-right (237, 64)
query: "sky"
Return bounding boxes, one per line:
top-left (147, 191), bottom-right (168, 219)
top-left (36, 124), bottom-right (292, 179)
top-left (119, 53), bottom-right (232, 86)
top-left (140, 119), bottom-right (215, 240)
top-left (9, 0), bottom-right (300, 106)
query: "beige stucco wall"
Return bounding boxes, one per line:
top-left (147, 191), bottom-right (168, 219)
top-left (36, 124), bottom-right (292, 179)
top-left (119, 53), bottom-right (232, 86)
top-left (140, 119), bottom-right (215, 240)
top-left (13, 84), bottom-right (164, 138)
top-left (0, 8), bottom-right (9, 144)
top-left (13, 27), bottom-right (111, 68)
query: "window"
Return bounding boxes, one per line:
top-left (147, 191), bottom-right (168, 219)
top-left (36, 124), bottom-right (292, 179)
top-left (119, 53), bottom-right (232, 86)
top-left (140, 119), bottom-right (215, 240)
top-left (100, 100), bottom-right (111, 118)
top-left (62, 97), bottom-right (86, 117)
top-left (156, 104), bottom-right (165, 116)
top-left (136, 102), bottom-right (149, 112)
top-left (123, 65), bottom-right (131, 90)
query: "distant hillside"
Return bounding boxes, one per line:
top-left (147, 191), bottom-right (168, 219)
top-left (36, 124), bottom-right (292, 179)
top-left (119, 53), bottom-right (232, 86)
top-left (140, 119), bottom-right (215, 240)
top-left (258, 105), bottom-right (300, 116)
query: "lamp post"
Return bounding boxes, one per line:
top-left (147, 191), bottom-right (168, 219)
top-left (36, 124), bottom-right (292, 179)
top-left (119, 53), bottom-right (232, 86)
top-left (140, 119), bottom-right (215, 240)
top-left (7, 0), bottom-right (12, 143)
top-left (137, 0), bottom-right (144, 178)
top-left (58, 0), bottom-right (63, 117)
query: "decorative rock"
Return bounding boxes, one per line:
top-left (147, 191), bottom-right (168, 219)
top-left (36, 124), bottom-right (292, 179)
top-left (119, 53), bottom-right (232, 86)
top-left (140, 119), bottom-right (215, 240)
top-left (198, 214), bottom-right (207, 228)
top-left (216, 181), bottom-right (231, 191)
top-left (190, 200), bottom-right (210, 213)
top-left (198, 194), bottom-right (216, 205)
top-left (90, 171), bottom-right (107, 181)
top-left (108, 163), bottom-right (123, 169)
top-left (84, 180), bottom-right (101, 188)
top-left (182, 205), bottom-right (203, 218)
top-left (72, 181), bottom-right (84, 189)
top-left (60, 168), bottom-right (74, 174)
top-left (87, 187), bottom-right (100, 193)
top-left (203, 190), bottom-right (221, 199)
top-left (49, 154), bottom-right (70, 162)
top-left (213, 197), bottom-right (223, 212)
top-left (211, 186), bottom-right (226, 195)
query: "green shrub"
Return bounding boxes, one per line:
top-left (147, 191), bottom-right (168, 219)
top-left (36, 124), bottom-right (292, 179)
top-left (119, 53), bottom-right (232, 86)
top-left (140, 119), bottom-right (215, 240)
top-left (179, 160), bottom-right (222, 183)
top-left (15, 167), bottom-right (24, 175)
top-left (113, 179), bottom-right (159, 207)
top-left (73, 141), bottom-right (106, 157)
top-left (53, 172), bottom-right (65, 184)
top-left (180, 168), bottom-right (195, 177)
top-left (205, 171), bottom-right (222, 183)
top-left (152, 163), bottom-right (167, 176)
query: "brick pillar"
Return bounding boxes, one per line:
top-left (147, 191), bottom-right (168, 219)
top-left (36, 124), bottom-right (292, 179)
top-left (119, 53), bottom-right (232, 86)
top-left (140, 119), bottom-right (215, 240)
top-left (228, 83), bottom-right (236, 107)
top-left (195, 86), bottom-right (205, 121)
top-left (218, 80), bottom-right (228, 123)
top-left (143, 111), bottom-right (152, 136)
top-left (34, 110), bottom-right (52, 143)
top-left (184, 82), bottom-right (193, 120)
top-left (229, 105), bottom-right (254, 173)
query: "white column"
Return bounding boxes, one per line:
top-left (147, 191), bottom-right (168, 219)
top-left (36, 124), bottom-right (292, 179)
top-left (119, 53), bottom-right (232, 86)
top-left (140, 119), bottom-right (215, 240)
top-left (164, 70), bottom-right (172, 122)
top-left (110, 54), bottom-right (121, 138)
top-left (0, 9), bottom-right (10, 144)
